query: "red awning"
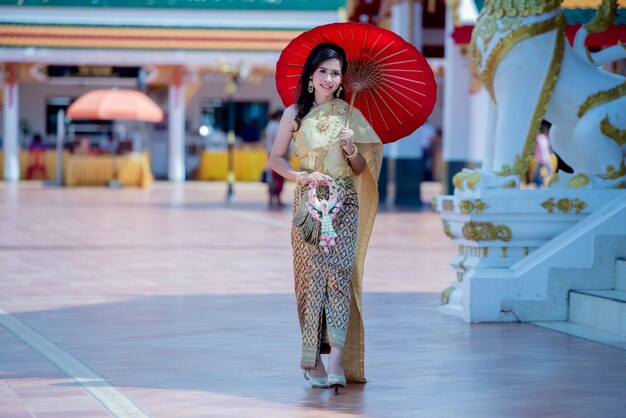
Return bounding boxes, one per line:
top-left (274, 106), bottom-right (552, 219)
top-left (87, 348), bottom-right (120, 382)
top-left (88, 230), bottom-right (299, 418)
top-left (452, 24), bottom-right (625, 48)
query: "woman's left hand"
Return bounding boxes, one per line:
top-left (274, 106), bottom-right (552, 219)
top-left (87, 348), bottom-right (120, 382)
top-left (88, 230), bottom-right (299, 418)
top-left (339, 127), bottom-right (355, 154)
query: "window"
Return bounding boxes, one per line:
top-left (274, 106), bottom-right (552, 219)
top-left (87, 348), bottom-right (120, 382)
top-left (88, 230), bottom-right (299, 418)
top-left (46, 97), bottom-right (112, 141)
top-left (200, 99), bottom-right (268, 143)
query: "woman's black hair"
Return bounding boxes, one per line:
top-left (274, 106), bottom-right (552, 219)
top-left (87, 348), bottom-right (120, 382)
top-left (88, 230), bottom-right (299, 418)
top-left (293, 43), bottom-right (348, 132)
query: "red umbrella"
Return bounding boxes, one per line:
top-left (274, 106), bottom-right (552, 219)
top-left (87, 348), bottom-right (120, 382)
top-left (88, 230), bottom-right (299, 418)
top-left (67, 88), bottom-right (163, 123)
top-left (276, 22), bottom-right (437, 143)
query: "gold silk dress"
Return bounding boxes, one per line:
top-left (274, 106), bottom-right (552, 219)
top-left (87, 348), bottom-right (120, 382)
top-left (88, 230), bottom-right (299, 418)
top-left (291, 98), bottom-right (382, 383)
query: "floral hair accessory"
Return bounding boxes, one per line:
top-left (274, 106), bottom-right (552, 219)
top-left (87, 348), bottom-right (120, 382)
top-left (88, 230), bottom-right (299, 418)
top-left (306, 175), bottom-right (342, 254)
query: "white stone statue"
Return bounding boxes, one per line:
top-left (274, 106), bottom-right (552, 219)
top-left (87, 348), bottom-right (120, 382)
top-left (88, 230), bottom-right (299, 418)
top-left (454, 0), bottom-right (626, 192)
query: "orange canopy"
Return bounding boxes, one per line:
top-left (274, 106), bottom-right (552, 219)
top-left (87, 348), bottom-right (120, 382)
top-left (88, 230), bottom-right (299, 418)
top-left (67, 89), bottom-right (163, 123)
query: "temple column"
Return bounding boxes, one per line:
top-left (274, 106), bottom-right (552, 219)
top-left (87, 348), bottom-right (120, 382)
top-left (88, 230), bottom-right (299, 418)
top-left (381, 0), bottom-right (425, 207)
top-left (168, 66), bottom-right (186, 182)
top-left (3, 64), bottom-right (20, 182)
top-left (442, 9), bottom-right (471, 194)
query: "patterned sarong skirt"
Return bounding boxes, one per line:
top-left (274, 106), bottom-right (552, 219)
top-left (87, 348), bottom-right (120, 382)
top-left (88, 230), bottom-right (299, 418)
top-left (291, 177), bottom-right (358, 370)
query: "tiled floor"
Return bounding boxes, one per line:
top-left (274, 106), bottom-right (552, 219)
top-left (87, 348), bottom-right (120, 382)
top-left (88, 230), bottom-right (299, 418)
top-left (1, 181), bottom-right (625, 418)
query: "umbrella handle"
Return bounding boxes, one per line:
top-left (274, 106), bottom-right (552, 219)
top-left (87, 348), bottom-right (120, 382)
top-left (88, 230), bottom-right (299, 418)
top-left (344, 90), bottom-right (358, 130)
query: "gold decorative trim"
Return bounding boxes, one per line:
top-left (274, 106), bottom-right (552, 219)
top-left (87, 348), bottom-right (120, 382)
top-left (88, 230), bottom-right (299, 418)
top-left (473, 15), bottom-right (495, 51)
top-left (598, 160), bottom-right (626, 180)
top-left (578, 81), bottom-right (626, 118)
top-left (480, 15), bottom-right (563, 102)
top-left (441, 286), bottom-right (456, 304)
top-left (462, 221), bottom-right (512, 242)
top-left (0, 24), bottom-right (300, 51)
top-left (470, 44), bottom-right (483, 77)
top-left (431, 197), bottom-right (437, 211)
top-left (458, 245), bottom-right (492, 257)
top-left (585, 0), bottom-right (617, 33)
top-left (458, 256), bottom-right (467, 272)
top-left (442, 220), bottom-right (455, 239)
top-left (600, 116), bottom-right (626, 147)
top-left (481, 0), bottom-right (561, 18)
top-left (585, 47), bottom-right (595, 64)
top-left (467, 172), bottom-right (481, 190)
top-left (540, 199), bottom-right (553, 212)
top-left (494, 15), bottom-right (566, 176)
top-left (557, 198), bottom-right (587, 214)
top-left (523, 247), bottom-right (529, 256)
top-left (541, 197), bottom-right (588, 214)
top-left (452, 170), bottom-right (481, 191)
top-left (452, 172), bottom-right (464, 191)
top-left (502, 247), bottom-right (508, 257)
top-left (495, 155), bottom-right (524, 176)
top-left (473, 15), bottom-right (522, 51)
top-left (614, 181), bottom-right (626, 189)
top-left (547, 173), bottom-right (560, 186)
top-left (569, 173), bottom-right (590, 188)
top-left (459, 200), bottom-right (472, 214)
top-left (459, 198), bottom-right (489, 214)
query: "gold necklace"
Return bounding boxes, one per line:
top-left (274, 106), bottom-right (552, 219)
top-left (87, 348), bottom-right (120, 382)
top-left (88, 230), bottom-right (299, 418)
top-left (314, 102), bottom-right (336, 134)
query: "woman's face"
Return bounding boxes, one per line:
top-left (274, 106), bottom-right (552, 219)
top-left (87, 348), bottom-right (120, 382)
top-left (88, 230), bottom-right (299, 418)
top-left (311, 58), bottom-right (342, 100)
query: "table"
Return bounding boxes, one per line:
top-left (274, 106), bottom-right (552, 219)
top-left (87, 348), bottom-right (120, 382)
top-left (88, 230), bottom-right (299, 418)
top-left (64, 152), bottom-right (152, 188)
top-left (197, 149), bottom-right (267, 181)
top-left (0, 150), bottom-right (69, 181)
top-left (196, 149), bottom-right (300, 181)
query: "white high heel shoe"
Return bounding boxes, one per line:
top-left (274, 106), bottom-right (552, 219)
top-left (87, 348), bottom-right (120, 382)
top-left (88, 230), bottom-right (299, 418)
top-left (327, 374), bottom-right (346, 395)
top-left (304, 370), bottom-right (329, 388)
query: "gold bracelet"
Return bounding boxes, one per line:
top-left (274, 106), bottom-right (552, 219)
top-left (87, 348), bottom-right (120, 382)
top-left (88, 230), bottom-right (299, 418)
top-left (344, 144), bottom-right (359, 160)
top-left (295, 171), bottom-right (307, 184)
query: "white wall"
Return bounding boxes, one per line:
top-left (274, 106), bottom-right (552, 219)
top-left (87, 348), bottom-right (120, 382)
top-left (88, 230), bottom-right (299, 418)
top-left (430, 75), bottom-right (444, 131)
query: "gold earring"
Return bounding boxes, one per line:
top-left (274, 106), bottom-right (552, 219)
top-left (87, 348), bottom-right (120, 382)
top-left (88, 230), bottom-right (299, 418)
top-left (336, 85), bottom-right (343, 98)
top-left (308, 79), bottom-right (314, 94)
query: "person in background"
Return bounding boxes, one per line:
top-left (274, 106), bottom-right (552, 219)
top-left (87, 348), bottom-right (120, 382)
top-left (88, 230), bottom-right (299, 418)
top-left (534, 121), bottom-right (553, 187)
top-left (418, 121), bottom-right (436, 181)
top-left (28, 133), bottom-right (46, 151)
top-left (265, 109), bottom-right (285, 208)
top-left (99, 133), bottom-right (116, 154)
top-left (26, 133), bottom-right (47, 180)
top-left (74, 136), bottom-right (92, 155)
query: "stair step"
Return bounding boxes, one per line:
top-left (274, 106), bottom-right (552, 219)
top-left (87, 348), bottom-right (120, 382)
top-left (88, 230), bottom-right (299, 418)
top-left (617, 259), bottom-right (626, 291)
top-left (569, 290), bottom-right (626, 336)
top-left (532, 321), bottom-right (626, 351)
top-left (574, 289), bottom-right (626, 302)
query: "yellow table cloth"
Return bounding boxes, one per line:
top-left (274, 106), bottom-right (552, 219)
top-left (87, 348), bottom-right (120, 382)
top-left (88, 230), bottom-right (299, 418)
top-left (64, 152), bottom-right (152, 188)
top-left (0, 150), bottom-right (69, 181)
top-left (197, 149), bottom-right (267, 181)
top-left (196, 149), bottom-right (300, 181)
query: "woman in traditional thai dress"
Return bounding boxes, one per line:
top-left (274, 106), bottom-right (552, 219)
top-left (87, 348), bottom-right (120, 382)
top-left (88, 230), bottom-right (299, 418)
top-left (269, 43), bottom-right (382, 393)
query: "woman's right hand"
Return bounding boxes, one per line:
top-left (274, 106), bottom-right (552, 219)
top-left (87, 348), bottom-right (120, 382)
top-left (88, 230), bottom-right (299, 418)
top-left (298, 171), bottom-right (326, 186)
